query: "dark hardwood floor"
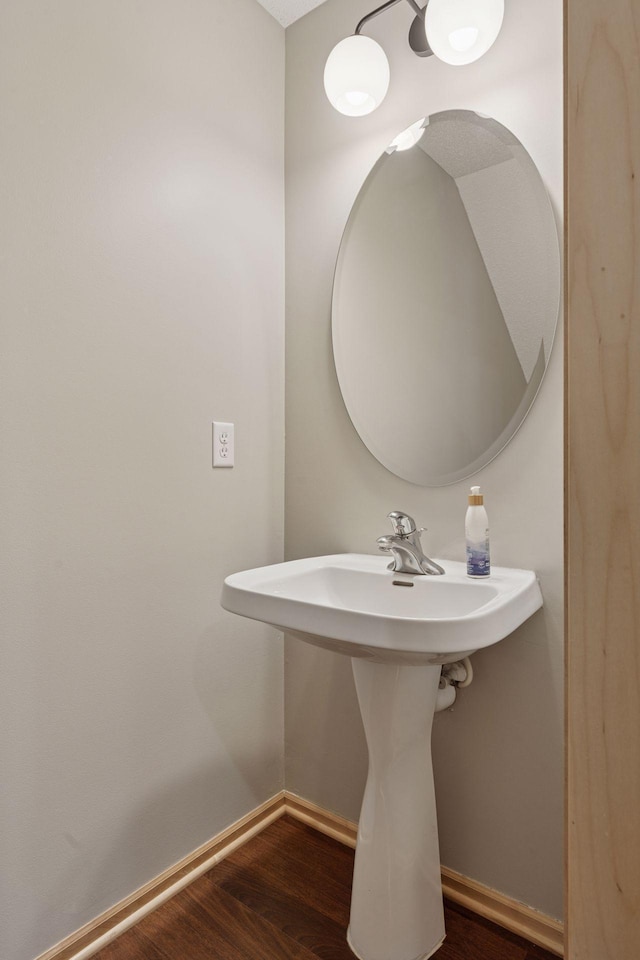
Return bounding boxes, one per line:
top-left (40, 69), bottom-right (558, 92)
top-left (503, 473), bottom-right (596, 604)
top-left (94, 816), bottom-right (557, 960)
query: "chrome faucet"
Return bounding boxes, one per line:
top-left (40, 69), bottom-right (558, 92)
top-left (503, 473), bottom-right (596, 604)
top-left (377, 511), bottom-right (445, 576)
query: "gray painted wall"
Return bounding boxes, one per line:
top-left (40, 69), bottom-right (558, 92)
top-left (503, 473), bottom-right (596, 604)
top-left (0, 2), bottom-right (284, 957)
top-left (285, 0), bottom-right (563, 919)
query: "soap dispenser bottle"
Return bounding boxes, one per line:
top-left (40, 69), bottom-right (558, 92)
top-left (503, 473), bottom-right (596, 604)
top-left (466, 486), bottom-right (490, 578)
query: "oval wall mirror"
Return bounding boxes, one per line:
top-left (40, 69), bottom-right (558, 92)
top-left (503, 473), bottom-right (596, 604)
top-left (332, 110), bottom-right (561, 486)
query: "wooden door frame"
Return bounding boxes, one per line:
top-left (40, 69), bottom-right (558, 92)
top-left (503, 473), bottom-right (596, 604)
top-left (565, 2), bottom-right (640, 957)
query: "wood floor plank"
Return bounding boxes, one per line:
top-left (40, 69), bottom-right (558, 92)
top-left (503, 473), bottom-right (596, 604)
top-left (95, 872), bottom-right (319, 960)
top-left (211, 815), bottom-right (353, 927)
top-left (223, 816), bottom-right (354, 884)
top-left (205, 867), bottom-right (354, 959)
top-left (93, 815), bottom-right (559, 960)
top-left (440, 902), bottom-right (528, 960)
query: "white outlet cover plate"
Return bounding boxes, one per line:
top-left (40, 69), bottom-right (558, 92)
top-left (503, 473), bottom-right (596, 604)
top-left (213, 422), bottom-right (234, 467)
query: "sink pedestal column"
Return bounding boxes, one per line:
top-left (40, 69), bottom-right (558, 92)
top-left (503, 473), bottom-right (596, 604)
top-left (348, 659), bottom-right (445, 960)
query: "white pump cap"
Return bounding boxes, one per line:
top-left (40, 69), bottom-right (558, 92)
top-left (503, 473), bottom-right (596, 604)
top-left (468, 486), bottom-right (483, 505)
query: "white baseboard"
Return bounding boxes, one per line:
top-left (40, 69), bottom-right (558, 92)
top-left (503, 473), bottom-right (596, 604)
top-left (440, 864), bottom-right (564, 957)
top-left (36, 790), bottom-right (564, 960)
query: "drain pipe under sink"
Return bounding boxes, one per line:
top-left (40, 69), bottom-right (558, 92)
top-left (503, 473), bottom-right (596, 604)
top-left (435, 656), bottom-right (474, 712)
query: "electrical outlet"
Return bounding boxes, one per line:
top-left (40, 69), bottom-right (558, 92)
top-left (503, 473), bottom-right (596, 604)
top-left (212, 422), bottom-right (234, 467)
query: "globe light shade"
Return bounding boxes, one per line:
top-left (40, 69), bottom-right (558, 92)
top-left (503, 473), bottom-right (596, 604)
top-left (324, 35), bottom-right (390, 117)
top-left (425, 0), bottom-right (504, 66)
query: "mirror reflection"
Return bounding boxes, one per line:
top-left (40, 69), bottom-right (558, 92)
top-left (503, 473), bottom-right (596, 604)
top-left (332, 110), bottom-right (560, 486)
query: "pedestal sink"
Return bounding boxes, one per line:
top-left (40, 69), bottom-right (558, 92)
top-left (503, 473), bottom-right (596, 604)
top-left (221, 554), bottom-right (543, 960)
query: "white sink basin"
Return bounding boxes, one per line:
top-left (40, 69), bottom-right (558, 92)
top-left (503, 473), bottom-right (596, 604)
top-left (221, 553), bottom-right (543, 664)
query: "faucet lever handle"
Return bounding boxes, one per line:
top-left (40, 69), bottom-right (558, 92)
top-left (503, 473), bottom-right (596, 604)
top-left (387, 511), bottom-right (417, 537)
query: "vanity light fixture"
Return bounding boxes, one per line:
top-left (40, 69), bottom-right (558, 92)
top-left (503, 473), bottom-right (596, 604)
top-left (324, 0), bottom-right (504, 116)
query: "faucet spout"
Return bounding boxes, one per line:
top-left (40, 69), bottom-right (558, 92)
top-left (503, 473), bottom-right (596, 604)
top-left (377, 512), bottom-right (445, 576)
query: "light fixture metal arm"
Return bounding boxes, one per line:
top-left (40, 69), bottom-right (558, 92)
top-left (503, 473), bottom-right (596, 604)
top-left (355, 0), bottom-right (425, 37)
top-left (404, 0), bottom-right (425, 20)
